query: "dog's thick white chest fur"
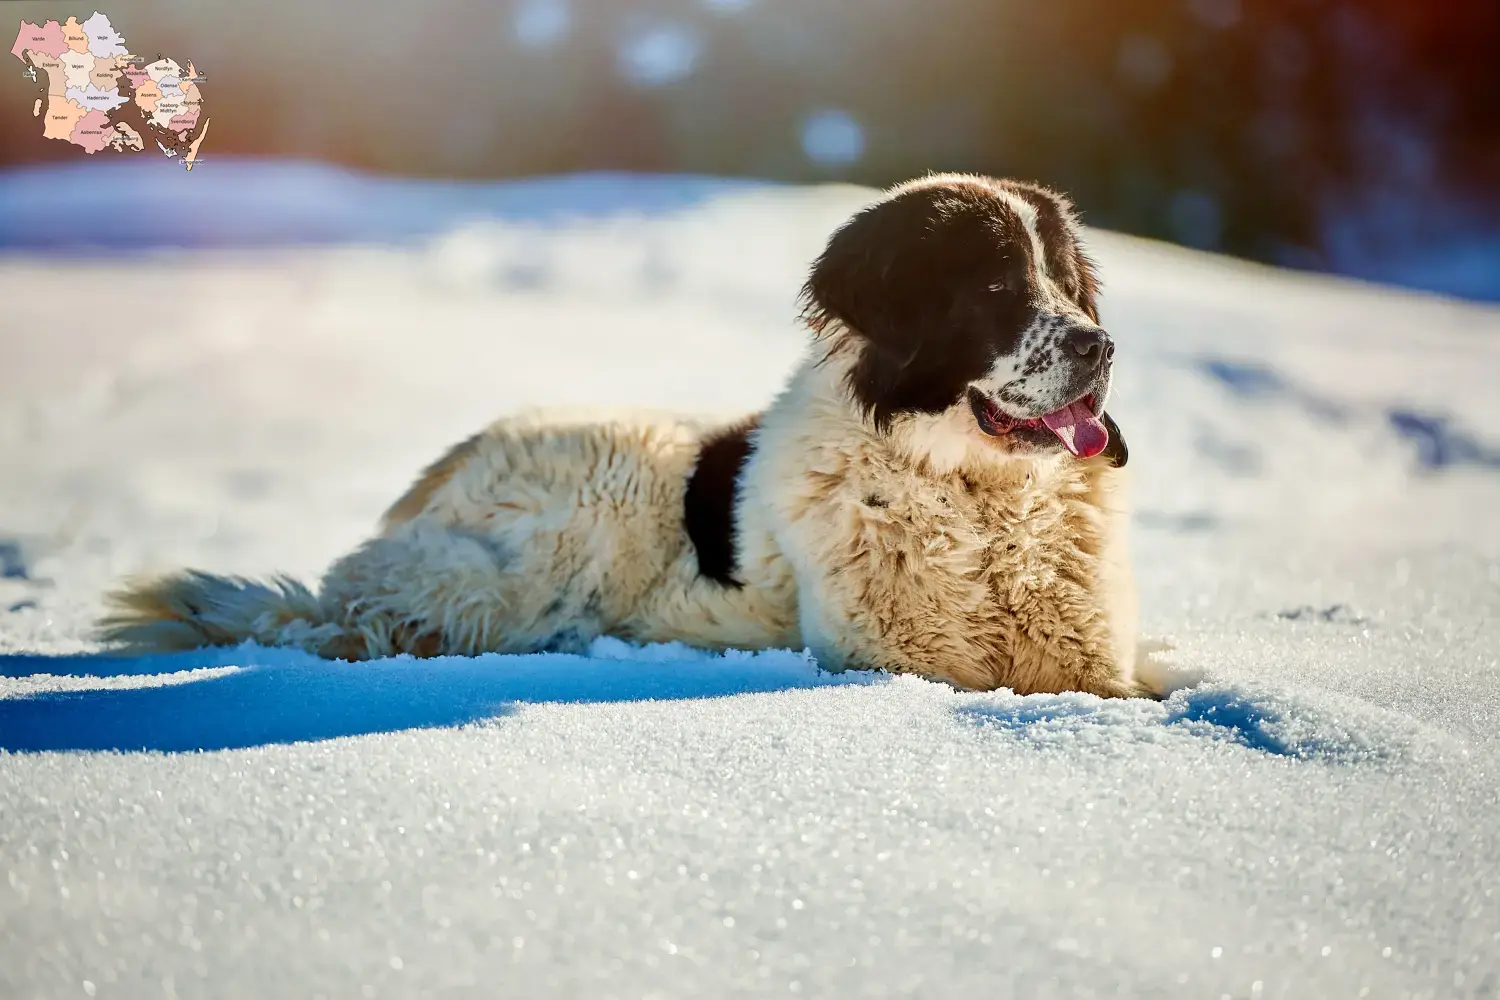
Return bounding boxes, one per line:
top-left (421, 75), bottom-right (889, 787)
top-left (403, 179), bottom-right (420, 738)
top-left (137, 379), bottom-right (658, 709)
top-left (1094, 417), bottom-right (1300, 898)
top-left (741, 353), bottom-right (1140, 695)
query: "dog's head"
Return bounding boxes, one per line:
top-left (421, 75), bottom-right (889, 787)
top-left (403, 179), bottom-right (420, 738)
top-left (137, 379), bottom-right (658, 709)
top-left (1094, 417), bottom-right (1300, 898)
top-left (801, 174), bottom-right (1127, 468)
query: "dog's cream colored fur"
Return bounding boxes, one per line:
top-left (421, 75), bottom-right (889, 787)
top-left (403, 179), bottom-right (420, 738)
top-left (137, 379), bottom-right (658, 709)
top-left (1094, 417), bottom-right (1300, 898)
top-left (100, 328), bottom-right (1144, 697)
top-left (740, 335), bottom-right (1139, 696)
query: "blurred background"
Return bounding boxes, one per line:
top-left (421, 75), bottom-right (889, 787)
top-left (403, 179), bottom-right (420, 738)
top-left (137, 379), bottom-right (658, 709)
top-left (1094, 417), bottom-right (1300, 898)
top-left (2, 0), bottom-right (1497, 300)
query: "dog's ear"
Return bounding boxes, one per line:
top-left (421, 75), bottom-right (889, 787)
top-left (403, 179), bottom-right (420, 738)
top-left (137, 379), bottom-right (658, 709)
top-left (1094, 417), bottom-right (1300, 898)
top-left (799, 202), bottom-right (926, 353)
top-left (798, 199), bottom-right (962, 430)
top-left (1099, 411), bottom-right (1129, 468)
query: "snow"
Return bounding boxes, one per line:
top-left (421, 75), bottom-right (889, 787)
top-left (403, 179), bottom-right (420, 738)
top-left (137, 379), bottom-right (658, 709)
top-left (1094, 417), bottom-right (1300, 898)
top-left (0, 641), bottom-right (874, 753)
top-left (3, 161), bottom-right (1500, 998)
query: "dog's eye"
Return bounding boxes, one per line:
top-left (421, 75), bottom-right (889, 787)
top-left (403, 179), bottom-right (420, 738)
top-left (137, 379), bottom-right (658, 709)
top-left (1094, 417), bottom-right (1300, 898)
top-left (989, 262), bottom-right (1023, 294)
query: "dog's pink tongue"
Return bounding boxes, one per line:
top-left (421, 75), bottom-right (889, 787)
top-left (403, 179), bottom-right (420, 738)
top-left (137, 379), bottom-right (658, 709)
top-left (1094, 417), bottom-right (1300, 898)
top-left (1040, 401), bottom-right (1110, 458)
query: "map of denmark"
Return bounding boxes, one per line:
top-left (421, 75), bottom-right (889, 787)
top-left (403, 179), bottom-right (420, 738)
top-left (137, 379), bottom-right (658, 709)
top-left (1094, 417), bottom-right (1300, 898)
top-left (10, 12), bottom-right (209, 169)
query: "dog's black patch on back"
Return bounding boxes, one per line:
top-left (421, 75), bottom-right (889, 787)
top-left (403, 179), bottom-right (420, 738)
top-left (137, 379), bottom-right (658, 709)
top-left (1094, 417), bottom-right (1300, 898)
top-left (684, 416), bottom-right (759, 587)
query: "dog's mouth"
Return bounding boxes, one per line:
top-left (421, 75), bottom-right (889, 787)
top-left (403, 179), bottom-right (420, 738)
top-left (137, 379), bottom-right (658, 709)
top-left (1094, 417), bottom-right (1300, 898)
top-left (968, 388), bottom-right (1110, 459)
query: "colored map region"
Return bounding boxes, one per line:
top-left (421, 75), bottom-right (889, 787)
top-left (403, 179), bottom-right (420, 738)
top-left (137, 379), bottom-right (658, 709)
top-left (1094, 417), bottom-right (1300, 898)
top-left (10, 12), bottom-right (209, 170)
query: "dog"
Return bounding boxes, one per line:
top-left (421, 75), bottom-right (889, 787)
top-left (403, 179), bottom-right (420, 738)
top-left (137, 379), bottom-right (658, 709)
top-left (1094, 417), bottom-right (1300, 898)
top-left (100, 173), bottom-right (1153, 697)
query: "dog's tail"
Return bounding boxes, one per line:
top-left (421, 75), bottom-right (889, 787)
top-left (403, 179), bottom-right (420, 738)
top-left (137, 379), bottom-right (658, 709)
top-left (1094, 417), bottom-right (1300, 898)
top-left (97, 571), bottom-right (350, 656)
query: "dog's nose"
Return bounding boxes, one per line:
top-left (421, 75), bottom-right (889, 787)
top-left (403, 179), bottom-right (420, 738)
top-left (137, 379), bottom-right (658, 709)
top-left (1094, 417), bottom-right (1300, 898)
top-left (1067, 327), bottom-right (1114, 365)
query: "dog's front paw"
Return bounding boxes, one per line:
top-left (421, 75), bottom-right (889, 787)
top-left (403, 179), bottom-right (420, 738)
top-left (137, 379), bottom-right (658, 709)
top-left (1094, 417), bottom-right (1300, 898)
top-left (806, 644), bottom-right (851, 674)
top-left (1133, 637), bottom-right (1202, 698)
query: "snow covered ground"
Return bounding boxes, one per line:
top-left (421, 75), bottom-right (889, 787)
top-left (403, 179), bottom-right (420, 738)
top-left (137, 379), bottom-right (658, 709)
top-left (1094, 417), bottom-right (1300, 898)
top-left (2, 160), bottom-right (1499, 999)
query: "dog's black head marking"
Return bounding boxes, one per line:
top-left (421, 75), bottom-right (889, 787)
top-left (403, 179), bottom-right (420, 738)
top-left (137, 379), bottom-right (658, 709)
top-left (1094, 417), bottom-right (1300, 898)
top-left (800, 173), bottom-right (1123, 462)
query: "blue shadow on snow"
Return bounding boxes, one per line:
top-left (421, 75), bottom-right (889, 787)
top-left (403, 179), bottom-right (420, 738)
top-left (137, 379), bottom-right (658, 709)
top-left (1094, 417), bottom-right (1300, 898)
top-left (0, 645), bottom-right (873, 753)
top-left (958, 686), bottom-right (1377, 762)
top-left (1198, 358), bottom-right (1500, 473)
top-left (1162, 687), bottom-right (1306, 757)
top-left (1386, 409), bottom-right (1500, 471)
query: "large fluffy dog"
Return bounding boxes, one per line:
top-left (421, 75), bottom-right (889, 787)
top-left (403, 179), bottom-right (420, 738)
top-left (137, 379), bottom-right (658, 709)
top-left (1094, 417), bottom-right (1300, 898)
top-left (101, 174), bottom-right (1153, 697)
